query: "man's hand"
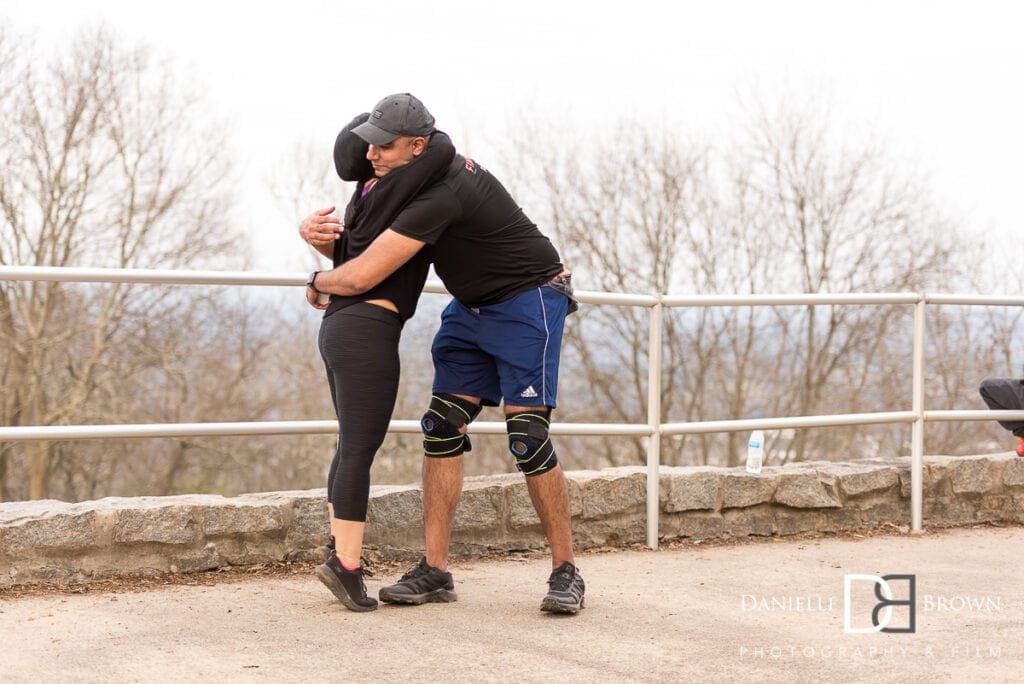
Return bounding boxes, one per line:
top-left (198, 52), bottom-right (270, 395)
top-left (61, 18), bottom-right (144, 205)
top-left (299, 206), bottom-right (343, 247)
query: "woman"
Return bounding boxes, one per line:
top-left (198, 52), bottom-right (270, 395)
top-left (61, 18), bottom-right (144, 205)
top-left (300, 112), bottom-right (454, 611)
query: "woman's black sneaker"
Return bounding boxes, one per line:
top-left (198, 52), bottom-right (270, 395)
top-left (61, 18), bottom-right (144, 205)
top-left (378, 556), bottom-right (457, 605)
top-left (541, 562), bottom-right (585, 614)
top-left (315, 555), bottom-right (378, 612)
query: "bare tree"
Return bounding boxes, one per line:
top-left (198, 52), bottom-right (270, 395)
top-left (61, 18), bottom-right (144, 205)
top-left (0, 24), bottom-right (237, 500)
top-left (504, 95), bottom-right (979, 468)
top-left (731, 96), bottom-right (965, 462)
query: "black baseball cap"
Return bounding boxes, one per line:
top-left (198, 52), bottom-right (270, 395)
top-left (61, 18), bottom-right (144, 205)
top-left (352, 93), bottom-right (435, 145)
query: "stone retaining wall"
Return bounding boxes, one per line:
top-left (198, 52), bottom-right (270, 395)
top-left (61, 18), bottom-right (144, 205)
top-left (3, 454), bottom-right (1023, 587)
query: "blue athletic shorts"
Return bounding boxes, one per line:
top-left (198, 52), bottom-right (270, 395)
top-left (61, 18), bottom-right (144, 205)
top-left (431, 283), bottom-right (569, 408)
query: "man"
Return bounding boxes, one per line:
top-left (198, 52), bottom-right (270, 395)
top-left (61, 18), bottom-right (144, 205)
top-left (304, 93), bottom-right (584, 614)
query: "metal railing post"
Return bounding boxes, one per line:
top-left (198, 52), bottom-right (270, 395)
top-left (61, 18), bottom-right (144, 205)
top-left (646, 300), bottom-right (663, 549)
top-left (911, 296), bottom-right (926, 533)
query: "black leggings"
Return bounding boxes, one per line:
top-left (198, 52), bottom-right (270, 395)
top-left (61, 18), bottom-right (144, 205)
top-left (319, 303), bottom-right (402, 522)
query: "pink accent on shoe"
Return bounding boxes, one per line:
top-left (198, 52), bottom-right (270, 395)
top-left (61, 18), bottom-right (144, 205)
top-left (1016, 438), bottom-right (1024, 457)
top-left (340, 560), bottom-right (361, 572)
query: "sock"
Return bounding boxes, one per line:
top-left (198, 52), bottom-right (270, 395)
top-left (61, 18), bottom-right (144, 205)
top-left (340, 559), bottom-right (361, 572)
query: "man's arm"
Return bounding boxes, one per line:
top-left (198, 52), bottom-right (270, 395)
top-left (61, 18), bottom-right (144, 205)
top-left (313, 228), bottom-right (426, 295)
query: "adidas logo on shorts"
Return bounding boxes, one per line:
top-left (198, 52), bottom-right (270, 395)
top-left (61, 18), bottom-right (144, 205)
top-left (520, 386), bottom-right (538, 398)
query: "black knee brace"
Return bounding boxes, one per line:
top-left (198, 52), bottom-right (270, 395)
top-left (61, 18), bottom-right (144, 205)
top-left (506, 410), bottom-right (558, 476)
top-left (421, 393), bottom-right (481, 458)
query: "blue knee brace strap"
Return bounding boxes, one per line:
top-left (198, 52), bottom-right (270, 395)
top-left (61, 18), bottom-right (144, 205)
top-left (422, 393), bottom-right (481, 458)
top-left (506, 410), bottom-right (557, 476)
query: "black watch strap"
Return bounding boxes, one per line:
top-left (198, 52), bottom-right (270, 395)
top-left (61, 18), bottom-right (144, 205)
top-left (306, 271), bottom-right (321, 293)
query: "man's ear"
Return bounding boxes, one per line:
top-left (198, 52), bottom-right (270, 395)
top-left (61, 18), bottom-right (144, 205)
top-left (411, 136), bottom-right (428, 156)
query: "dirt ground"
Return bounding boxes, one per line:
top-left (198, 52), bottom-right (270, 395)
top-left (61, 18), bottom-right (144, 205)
top-left (2, 525), bottom-right (1022, 682)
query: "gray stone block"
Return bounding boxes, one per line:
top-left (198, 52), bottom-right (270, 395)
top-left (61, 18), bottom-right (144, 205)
top-left (285, 495), bottom-right (329, 550)
top-left (1001, 495), bottom-right (1024, 522)
top-left (453, 481), bottom-right (503, 530)
top-left (671, 511), bottom-right (726, 539)
top-left (721, 471), bottom-right (778, 509)
top-left (818, 507), bottom-right (866, 533)
top-left (580, 468), bottom-right (646, 520)
top-left (1004, 458), bottom-right (1024, 487)
top-left (562, 470), bottom-right (591, 518)
top-left (174, 544), bottom-right (227, 571)
top-left (577, 514), bottom-right (646, 547)
top-left (506, 480), bottom-right (540, 529)
top-left (856, 501), bottom-right (909, 526)
top-left (0, 499), bottom-right (71, 523)
top-left (949, 456), bottom-right (1002, 495)
top-left (721, 506), bottom-right (775, 537)
top-left (898, 461), bottom-right (947, 499)
top-left (1, 510), bottom-right (98, 554)
top-left (774, 471), bottom-right (842, 508)
top-left (663, 467), bottom-right (721, 512)
top-left (366, 485), bottom-right (422, 529)
top-left (202, 497), bottom-right (289, 537)
top-left (112, 503), bottom-right (199, 545)
top-left (835, 464), bottom-right (900, 497)
top-left (926, 498), bottom-right (1002, 525)
top-left (775, 508), bottom-right (823, 535)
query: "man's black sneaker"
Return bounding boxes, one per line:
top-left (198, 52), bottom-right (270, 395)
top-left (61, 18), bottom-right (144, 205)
top-left (379, 556), bottom-right (457, 605)
top-left (541, 561), bottom-right (585, 615)
top-left (315, 554), bottom-right (378, 612)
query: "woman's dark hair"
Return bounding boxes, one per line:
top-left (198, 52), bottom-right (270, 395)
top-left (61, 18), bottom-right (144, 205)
top-left (334, 112), bottom-right (374, 181)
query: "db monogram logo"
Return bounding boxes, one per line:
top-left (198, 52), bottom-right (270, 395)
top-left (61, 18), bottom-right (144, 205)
top-left (843, 574), bottom-right (917, 634)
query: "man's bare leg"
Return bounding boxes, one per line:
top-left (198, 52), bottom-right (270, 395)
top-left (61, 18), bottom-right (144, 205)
top-left (423, 454), bottom-right (463, 571)
top-left (525, 464), bottom-right (576, 568)
top-left (422, 393), bottom-right (480, 569)
top-left (506, 402), bottom-right (575, 569)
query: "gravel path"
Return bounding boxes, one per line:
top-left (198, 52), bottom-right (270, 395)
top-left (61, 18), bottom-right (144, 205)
top-left (2, 526), bottom-right (1021, 682)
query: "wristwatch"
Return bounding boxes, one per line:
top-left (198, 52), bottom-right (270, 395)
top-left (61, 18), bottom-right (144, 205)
top-left (306, 271), bottom-right (321, 293)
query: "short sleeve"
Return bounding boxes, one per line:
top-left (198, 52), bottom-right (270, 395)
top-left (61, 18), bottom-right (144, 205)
top-left (390, 184), bottom-right (461, 245)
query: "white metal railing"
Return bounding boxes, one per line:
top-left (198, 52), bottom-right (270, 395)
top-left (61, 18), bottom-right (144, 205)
top-left (4, 266), bottom-right (1024, 548)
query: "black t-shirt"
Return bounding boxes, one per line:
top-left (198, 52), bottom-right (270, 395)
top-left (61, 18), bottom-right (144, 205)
top-left (324, 132), bottom-right (454, 321)
top-left (390, 155), bottom-right (563, 307)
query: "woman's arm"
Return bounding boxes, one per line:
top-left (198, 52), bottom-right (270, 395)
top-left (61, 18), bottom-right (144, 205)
top-left (299, 205), bottom-right (342, 260)
top-left (373, 131), bottom-right (456, 205)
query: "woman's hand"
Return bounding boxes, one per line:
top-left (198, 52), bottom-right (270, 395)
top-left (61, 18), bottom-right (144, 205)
top-left (299, 206), bottom-right (343, 247)
top-left (306, 287), bottom-right (330, 310)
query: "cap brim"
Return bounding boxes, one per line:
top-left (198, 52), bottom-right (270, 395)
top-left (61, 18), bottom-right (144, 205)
top-left (352, 121), bottom-right (399, 146)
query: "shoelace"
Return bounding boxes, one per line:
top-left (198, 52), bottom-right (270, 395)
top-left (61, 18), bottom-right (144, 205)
top-left (354, 572), bottom-right (368, 597)
top-left (399, 561), bottom-right (431, 583)
top-left (548, 567), bottom-right (575, 591)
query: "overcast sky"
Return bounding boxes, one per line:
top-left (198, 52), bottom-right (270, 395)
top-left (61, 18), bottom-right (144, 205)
top-left (5, 0), bottom-right (1022, 273)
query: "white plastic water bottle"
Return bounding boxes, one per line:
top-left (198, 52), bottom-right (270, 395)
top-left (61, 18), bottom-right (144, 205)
top-left (746, 430), bottom-right (764, 474)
